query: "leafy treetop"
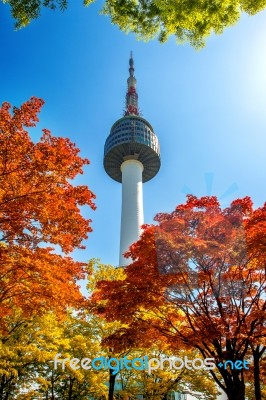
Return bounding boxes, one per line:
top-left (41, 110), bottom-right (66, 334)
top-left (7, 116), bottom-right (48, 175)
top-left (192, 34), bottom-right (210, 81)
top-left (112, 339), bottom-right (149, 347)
top-left (0, 96), bottom-right (96, 253)
top-left (3, 0), bottom-right (266, 47)
top-left (0, 97), bottom-right (95, 331)
top-left (91, 195), bottom-right (266, 400)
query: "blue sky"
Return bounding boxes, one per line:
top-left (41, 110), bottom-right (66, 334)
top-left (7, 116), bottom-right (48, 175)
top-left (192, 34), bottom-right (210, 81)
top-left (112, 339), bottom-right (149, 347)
top-left (1, 1), bottom-right (266, 276)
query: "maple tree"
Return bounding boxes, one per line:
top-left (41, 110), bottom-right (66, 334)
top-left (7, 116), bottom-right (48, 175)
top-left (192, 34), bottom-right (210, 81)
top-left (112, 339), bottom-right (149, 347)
top-left (3, 0), bottom-right (266, 47)
top-left (92, 196), bottom-right (266, 400)
top-left (0, 97), bottom-right (96, 332)
top-left (88, 260), bottom-right (218, 400)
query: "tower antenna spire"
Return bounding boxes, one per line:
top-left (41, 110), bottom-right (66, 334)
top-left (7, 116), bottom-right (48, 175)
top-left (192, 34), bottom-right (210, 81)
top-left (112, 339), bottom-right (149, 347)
top-left (125, 52), bottom-right (139, 115)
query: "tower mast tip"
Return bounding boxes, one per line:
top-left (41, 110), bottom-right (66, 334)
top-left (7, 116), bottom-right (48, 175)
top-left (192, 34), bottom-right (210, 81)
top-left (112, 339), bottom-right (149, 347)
top-left (126, 52), bottom-right (138, 115)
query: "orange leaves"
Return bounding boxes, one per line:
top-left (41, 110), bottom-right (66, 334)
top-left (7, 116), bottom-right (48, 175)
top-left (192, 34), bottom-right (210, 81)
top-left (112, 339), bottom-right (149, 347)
top-left (0, 97), bottom-right (96, 334)
top-left (0, 97), bottom-right (96, 252)
top-left (12, 97), bottom-right (44, 129)
top-left (231, 196), bottom-right (253, 216)
top-left (174, 194), bottom-right (220, 211)
top-left (0, 97), bottom-right (44, 135)
top-left (91, 196), bottom-right (265, 372)
top-left (0, 244), bottom-right (86, 334)
top-left (88, 197), bottom-right (265, 399)
top-left (245, 202), bottom-right (266, 261)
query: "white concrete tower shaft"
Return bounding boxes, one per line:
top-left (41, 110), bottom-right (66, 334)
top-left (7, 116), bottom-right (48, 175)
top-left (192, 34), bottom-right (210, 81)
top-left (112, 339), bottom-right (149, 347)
top-left (119, 160), bottom-right (144, 266)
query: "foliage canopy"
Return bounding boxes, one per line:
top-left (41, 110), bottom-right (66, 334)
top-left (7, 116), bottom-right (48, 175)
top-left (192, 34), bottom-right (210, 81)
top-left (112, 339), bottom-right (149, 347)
top-left (3, 0), bottom-right (266, 47)
top-left (0, 97), bottom-right (95, 332)
top-left (91, 196), bottom-right (266, 400)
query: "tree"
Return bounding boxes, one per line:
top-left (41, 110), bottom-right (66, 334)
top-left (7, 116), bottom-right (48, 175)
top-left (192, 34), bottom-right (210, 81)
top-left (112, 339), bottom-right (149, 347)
top-left (0, 97), bottom-right (96, 332)
top-left (88, 259), bottom-right (219, 400)
top-left (91, 196), bottom-right (266, 400)
top-left (119, 348), bottom-right (218, 400)
top-left (0, 309), bottom-right (108, 399)
top-left (2, 0), bottom-right (266, 47)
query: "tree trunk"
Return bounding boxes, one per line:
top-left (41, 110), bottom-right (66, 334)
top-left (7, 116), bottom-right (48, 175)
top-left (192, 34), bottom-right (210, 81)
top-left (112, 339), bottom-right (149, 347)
top-left (0, 375), bottom-right (12, 400)
top-left (51, 372), bottom-right (55, 400)
top-left (68, 377), bottom-right (74, 400)
top-left (108, 369), bottom-right (117, 400)
top-left (225, 377), bottom-right (245, 400)
top-left (253, 347), bottom-right (262, 400)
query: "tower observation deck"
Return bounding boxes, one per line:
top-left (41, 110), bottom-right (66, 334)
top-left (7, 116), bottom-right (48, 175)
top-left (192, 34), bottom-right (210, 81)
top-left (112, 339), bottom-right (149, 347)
top-left (104, 53), bottom-right (161, 265)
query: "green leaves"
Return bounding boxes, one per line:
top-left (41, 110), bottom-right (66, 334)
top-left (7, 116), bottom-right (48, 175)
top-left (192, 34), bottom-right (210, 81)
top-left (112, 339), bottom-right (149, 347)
top-left (83, 0), bottom-right (95, 6)
top-left (3, 0), bottom-right (266, 46)
top-left (4, 0), bottom-right (67, 28)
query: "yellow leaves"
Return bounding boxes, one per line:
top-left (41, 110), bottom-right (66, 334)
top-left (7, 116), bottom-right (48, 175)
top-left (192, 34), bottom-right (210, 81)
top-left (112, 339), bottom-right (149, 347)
top-left (87, 258), bottom-right (126, 293)
top-left (35, 376), bottom-right (49, 390)
top-left (83, 0), bottom-right (97, 6)
top-left (0, 309), bottom-right (111, 398)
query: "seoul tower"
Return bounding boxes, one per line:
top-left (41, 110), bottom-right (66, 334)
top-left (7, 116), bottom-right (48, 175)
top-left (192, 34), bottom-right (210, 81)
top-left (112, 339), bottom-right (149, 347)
top-left (104, 53), bottom-right (160, 266)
